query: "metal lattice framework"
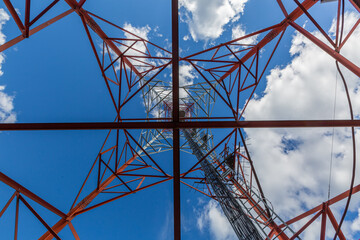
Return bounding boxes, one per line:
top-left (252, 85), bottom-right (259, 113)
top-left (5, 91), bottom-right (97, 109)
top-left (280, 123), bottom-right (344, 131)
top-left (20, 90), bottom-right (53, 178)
top-left (0, 0), bottom-right (360, 239)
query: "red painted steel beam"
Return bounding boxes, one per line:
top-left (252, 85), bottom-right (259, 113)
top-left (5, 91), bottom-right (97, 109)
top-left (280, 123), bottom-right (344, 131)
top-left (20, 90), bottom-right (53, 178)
top-left (39, 153), bottom-right (162, 240)
top-left (0, 172), bottom-right (66, 218)
top-left (63, 0), bottom-right (142, 77)
top-left (24, 0), bottom-right (31, 37)
top-left (40, 178), bottom-right (171, 240)
top-left (73, 178), bottom-right (171, 216)
top-left (289, 21), bottom-right (360, 77)
top-left (277, 0), bottom-right (288, 17)
top-left (172, 0), bottom-right (181, 239)
top-left (78, 0), bottom-right (87, 8)
top-left (0, 9), bottom-right (74, 52)
top-left (288, 211), bottom-right (322, 240)
top-left (29, 0), bottom-right (61, 27)
top-left (0, 191), bottom-right (17, 218)
top-left (19, 195), bottom-right (61, 240)
top-left (1, 0), bottom-right (144, 79)
top-left (218, 0), bottom-right (318, 82)
top-left (2, 120), bottom-right (360, 131)
top-left (320, 203), bottom-right (327, 240)
top-left (327, 207), bottom-right (346, 240)
top-left (3, 0), bottom-right (25, 33)
top-left (281, 183), bottom-right (360, 228)
top-left (68, 221), bottom-right (80, 240)
top-left (15, 195), bottom-right (19, 240)
top-left (350, 0), bottom-right (360, 12)
top-left (238, 130), bottom-right (288, 238)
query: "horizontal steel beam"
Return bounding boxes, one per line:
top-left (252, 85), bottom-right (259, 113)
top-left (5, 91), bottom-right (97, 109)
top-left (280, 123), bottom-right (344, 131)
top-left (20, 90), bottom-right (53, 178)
top-left (0, 172), bottom-right (67, 218)
top-left (0, 120), bottom-right (360, 131)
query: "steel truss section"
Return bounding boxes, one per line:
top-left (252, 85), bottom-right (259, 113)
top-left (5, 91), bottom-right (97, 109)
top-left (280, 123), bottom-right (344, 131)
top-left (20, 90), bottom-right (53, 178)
top-left (0, 0), bottom-right (360, 239)
top-left (184, 129), bottom-right (265, 240)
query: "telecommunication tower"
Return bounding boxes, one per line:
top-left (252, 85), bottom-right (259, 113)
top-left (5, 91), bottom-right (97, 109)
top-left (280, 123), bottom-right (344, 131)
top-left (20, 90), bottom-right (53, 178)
top-left (0, 0), bottom-right (359, 239)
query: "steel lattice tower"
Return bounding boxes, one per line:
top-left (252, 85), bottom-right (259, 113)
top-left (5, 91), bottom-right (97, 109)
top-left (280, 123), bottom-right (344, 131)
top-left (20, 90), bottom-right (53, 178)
top-left (0, 0), bottom-right (360, 239)
top-left (184, 128), bottom-right (263, 240)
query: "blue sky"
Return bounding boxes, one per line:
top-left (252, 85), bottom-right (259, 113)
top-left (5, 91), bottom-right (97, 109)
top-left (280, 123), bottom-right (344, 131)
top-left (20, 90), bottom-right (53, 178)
top-left (0, 0), bottom-right (360, 239)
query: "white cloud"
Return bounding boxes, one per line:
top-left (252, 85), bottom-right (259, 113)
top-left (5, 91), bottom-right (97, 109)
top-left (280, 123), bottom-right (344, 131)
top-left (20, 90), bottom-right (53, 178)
top-left (180, 64), bottom-right (195, 86)
top-left (0, 52), bottom-right (5, 77)
top-left (242, 11), bottom-right (360, 239)
top-left (120, 23), bottom-right (151, 64)
top-left (231, 24), bottom-right (257, 45)
top-left (0, 86), bottom-right (16, 123)
top-left (196, 200), bottom-right (237, 240)
top-left (123, 22), bottom-right (150, 41)
top-left (119, 23), bottom-right (170, 75)
top-left (351, 208), bottom-right (360, 232)
top-left (0, 8), bottom-right (10, 45)
top-left (0, 8), bottom-right (15, 123)
top-left (180, 0), bottom-right (248, 41)
top-left (159, 206), bottom-right (172, 240)
top-left (179, 63), bottom-right (196, 102)
top-left (0, 8), bottom-right (10, 77)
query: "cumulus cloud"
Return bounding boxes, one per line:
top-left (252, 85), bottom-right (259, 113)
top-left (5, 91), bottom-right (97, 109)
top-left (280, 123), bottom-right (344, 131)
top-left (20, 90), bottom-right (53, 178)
top-left (180, 0), bottom-right (248, 41)
top-left (232, 24), bottom-right (257, 45)
top-left (196, 200), bottom-right (237, 240)
top-left (0, 8), bottom-right (16, 123)
top-left (123, 22), bottom-right (151, 41)
top-left (179, 64), bottom-right (196, 86)
top-left (118, 23), bottom-right (171, 75)
top-left (242, 11), bottom-right (360, 239)
top-left (350, 208), bottom-right (360, 232)
top-left (0, 8), bottom-right (10, 76)
top-left (0, 86), bottom-right (16, 123)
top-left (0, 8), bottom-right (10, 45)
top-left (120, 23), bottom-right (152, 69)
